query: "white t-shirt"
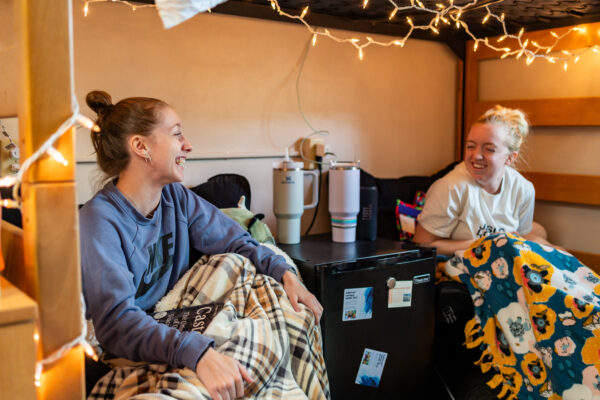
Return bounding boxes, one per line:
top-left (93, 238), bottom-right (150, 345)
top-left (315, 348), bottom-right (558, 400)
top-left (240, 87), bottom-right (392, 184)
top-left (417, 162), bottom-right (535, 240)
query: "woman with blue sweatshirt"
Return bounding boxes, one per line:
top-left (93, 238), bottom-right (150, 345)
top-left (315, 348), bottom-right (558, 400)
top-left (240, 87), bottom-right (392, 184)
top-left (80, 90), bottom-right (323, 400)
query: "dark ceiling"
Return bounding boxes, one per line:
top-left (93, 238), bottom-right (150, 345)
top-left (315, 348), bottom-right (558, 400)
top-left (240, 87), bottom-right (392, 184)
top-left (139, 0), bottom-right (600, 58)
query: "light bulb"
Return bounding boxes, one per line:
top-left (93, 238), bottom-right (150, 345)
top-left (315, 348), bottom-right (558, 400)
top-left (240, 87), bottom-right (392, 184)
top-left (47, 147), bottom-right (68, 166)
top-left (300, 6), bottom-right (308, 19)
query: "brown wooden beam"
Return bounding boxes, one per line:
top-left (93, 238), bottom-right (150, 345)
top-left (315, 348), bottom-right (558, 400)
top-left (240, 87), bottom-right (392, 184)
top-left (0, 0), bottom-right (18, 118)
top-left (17, 0), bottom-right (84, 398)
top-left (471, 98), bottom-right (600, 127)
top-left (522, 171), bottom-right (600, 207)
top-left (469, 21), bottom-right (600, 61)
top-left (0, 277), bottom-right (38, 399)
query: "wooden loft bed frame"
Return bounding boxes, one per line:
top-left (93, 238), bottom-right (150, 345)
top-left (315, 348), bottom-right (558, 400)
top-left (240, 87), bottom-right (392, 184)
top-left (0, 0), bottom-right (85, 399)
top-left (1, 2), bottom-right (598, 399)
top-left (462, 22), bottom-right (600, 272)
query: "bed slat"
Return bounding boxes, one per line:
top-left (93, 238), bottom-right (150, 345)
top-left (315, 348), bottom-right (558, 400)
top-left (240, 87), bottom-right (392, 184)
top-left (522, 172), bottom-right (600, 207)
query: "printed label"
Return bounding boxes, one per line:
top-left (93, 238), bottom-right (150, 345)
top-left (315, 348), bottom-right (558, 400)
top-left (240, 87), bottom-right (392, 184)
top-left (355, 348), bottom-right (388, 387)
top-left (388, 280), bottom-right (413, 308)
top-left (413, 273), bottom-right (431, 284)
top-left (343, 287), bottom-right (373, 321)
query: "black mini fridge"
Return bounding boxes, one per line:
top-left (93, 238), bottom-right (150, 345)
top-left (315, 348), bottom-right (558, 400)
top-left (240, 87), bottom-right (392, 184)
top-left (280, 234), bottom-right (437, 400)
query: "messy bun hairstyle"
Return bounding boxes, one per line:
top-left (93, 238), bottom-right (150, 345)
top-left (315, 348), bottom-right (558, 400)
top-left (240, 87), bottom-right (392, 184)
top-left (86, 90), bottom-right (168, 177)
top-left (475, 105), bottom-right (529, 153)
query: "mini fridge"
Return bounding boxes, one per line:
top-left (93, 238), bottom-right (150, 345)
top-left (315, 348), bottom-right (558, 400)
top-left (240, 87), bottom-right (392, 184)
top-left (280, 234), bottom-right (437, 399)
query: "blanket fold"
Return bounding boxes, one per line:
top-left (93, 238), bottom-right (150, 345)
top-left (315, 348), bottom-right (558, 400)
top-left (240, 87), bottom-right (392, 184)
top-left (89, 253), bottom-right (330, 399)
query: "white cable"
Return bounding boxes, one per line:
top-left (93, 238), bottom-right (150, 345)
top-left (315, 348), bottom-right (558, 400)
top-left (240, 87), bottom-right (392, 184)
top-left (37, 293), bottom-right (90, 367)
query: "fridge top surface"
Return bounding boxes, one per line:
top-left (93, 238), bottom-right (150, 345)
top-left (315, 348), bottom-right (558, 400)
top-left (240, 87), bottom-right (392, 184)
top-left (278, 234), bottom-right (435, 266)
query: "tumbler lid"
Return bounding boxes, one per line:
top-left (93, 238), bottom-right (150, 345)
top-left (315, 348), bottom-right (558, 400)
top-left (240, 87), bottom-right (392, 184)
top-left (330, 161), bottom-right (360, 170)
top-left (273, 148), bottom-right (303, 170)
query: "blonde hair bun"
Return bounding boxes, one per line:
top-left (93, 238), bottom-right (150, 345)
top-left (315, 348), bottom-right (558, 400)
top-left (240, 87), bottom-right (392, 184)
top-left (476, 105), bottom-right (529, 152)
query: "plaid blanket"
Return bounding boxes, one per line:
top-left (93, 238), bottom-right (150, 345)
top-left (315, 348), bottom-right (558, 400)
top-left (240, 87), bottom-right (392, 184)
top-left (89, 253), bottom-right (330, 399)
top-left (443, 233), bottom-right (600, 400)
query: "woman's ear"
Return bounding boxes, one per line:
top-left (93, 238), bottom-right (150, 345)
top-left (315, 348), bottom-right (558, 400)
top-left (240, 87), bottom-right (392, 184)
top-left (129, 135), bottom-right (148, 159)
top-left (505, 151), bottom-right (519, 166)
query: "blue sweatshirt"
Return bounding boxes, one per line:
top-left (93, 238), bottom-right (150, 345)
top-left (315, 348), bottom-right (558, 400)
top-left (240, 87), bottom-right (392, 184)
top-left (79, 181), bottom-right (291, 371)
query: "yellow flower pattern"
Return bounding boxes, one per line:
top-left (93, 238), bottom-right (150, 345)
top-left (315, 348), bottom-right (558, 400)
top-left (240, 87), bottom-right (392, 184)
top-left (581, 329), bottom-right (600, 368)
top-left (463, 237), bottom-right (491, 267)
top-left (520, 352), bottom-right (547, 386)
top-left (513, 254), bottom-right (556, 303)
top-left (452, 234), bottom-right (600, 399)
top-left (530, 304), bottom-right (557, 341)
top-left (564, 295), bottom-right (594, 319)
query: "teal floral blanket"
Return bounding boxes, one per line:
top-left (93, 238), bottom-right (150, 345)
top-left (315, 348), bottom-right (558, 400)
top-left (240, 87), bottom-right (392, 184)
top-left (444, 233), bottom-right (600, 400)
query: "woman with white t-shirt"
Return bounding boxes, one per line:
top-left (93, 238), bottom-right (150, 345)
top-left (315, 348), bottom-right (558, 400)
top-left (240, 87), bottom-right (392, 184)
top-left (414, 105), bottom-right (551, 256)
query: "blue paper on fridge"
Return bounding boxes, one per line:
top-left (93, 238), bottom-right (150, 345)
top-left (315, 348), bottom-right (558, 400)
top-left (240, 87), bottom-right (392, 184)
top-left (342, 287), bottom-right (373, 321)
top-left (355, 348), bottom-right (388, 388)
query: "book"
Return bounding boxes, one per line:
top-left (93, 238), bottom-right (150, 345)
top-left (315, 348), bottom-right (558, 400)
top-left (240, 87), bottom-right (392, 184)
top-left (151, 303), bottom-right (224, 334)
top-left (100, 303), bottom-right (225, 366)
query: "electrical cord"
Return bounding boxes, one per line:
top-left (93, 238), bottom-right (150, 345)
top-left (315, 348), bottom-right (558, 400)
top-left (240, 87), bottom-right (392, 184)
top-left (304, 155), bottom-right (323, 237)
top-left (296, 37), bottom-right (336, 166)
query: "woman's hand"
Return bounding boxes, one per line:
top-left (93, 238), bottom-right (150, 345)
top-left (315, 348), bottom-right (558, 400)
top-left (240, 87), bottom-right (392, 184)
top-left (195, 348), bottom-right (253, 400)
top-left (282, 270), bottom-right (323, 323)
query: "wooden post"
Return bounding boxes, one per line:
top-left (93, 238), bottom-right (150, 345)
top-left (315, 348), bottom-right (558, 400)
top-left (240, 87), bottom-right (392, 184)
top-left (16, 0), bottom-right (85, 399)
top-left (0, 277), bottom-right (38, 399)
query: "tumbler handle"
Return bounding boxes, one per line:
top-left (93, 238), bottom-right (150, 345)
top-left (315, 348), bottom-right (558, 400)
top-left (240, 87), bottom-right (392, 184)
top-left (303, 169), bottom-right (319, 210)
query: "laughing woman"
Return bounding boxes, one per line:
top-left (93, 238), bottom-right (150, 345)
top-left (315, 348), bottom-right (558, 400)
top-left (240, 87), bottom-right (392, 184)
top-left (80, 91), bottom-right (323, 400)
top-left (414, 106), bottom-right (600, 399)
top-left (414, 105), bottom-right (551, 255)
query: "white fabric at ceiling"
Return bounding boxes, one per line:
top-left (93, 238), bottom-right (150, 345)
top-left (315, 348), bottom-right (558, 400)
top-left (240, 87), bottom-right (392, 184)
top-left (155, 0), bottom-right (228, 29)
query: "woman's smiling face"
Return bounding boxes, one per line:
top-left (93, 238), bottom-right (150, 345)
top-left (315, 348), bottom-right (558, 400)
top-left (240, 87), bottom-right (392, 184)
top-left (146, 106), bottom-right (192, 185)
top-left (464, 122), bottom-right (517, 194)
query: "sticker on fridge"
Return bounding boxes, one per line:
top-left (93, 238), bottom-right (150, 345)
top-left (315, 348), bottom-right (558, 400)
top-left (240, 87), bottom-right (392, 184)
top-left (342, 287), bottom-right (373, 321)
top-left (388, 280), bottom-right (412, 308)
top-left (355, 348), bottom-right (388, 388)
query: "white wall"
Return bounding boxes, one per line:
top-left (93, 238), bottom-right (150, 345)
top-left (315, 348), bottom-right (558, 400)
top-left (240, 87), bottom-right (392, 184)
top-left (71, 2), bottom-right (457, 237)
top-left (479, 55), bottom-right (600, 254)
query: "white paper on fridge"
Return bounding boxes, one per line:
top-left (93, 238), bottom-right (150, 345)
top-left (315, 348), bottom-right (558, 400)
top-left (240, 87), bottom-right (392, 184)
top-left (355, 348), bottom-right (388, 388)
top-left (388, 280), bottom-right (413, 308)
top-left (342, 287), bottom-right (373, 321)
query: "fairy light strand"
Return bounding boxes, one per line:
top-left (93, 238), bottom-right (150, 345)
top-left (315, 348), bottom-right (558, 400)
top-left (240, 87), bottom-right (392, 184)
top-left (0, 3), bottom-right (101, 390)
top-left (83, 0), bottom-right (154, 16)
top-left (34, 294), bottom-right (97, 387)
top-left (0, 95), bottom-right (99, 209)
top-left (266, 0), bottom-right (597, 67)
top-left (0, 100), bottom-right (99, 384)
top-left (81, 0), bottom-right (599, 68)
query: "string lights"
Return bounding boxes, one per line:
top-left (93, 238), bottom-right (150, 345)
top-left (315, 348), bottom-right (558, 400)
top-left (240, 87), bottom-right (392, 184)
top-left (0, 96), bottom-right (99, 386)
top-left (33, 294), bottom-right (97, 387)
top-left (80, 0), bottom-right (599, 68)
top-left (0, 95), bottom-right (99, 209)
top-left (0, 123), bottom-right (97, 383)
top-left (83, 0), bottom-right (155, 16)
top-left (83, 0), bottom-right (600, 71)
top-left (266, 0), bottom-right (598, 67)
